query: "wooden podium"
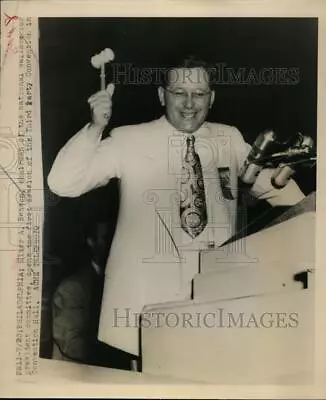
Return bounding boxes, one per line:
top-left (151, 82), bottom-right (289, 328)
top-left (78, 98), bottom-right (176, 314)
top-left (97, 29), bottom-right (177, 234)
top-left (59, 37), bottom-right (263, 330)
top-left (141, 194), bottom-right (316, 384)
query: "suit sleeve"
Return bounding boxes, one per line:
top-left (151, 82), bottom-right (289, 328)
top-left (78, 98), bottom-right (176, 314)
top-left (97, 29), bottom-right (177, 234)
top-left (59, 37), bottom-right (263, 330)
top-left (231, 127), bottom-right (306, 207)
top-left (47, 124), bottom-right (121, 197)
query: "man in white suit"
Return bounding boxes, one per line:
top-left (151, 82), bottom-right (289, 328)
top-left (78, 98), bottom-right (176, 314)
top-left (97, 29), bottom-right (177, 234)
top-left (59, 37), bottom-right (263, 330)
top-left (48, 57), bottom-right (305, 364)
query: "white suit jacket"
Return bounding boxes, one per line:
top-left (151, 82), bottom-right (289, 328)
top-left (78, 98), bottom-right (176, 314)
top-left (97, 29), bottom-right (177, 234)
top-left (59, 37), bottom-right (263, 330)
top-left (48, 115), bottom-right (305, 355)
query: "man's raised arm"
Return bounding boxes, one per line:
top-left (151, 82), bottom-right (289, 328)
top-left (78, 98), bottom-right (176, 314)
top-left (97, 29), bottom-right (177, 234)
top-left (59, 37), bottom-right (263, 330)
top-left (47, 84), bottom-right (120, 197)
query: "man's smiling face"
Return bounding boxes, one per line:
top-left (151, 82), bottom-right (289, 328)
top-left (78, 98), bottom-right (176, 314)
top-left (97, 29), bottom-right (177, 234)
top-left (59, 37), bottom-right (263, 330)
top-left (158, 67), bottom-right (215, 133)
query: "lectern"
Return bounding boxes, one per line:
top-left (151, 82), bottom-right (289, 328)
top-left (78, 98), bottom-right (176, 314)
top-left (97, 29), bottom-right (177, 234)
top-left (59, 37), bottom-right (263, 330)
top-left (141, 193), bottom-right (315, 384)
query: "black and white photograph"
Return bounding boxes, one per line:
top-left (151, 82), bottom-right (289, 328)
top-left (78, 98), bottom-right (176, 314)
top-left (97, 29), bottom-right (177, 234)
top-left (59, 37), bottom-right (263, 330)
top-left (35, 15), bottom-right (319, 385)
top-left (2, 3), bottom-right (325, 395)
top-left (38, 17), bottom-right (318, 384)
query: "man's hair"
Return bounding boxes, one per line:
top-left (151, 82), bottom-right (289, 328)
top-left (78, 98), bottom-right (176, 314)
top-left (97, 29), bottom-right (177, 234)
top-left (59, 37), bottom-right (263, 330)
top-left (160, 55), bottom-right (216, 88)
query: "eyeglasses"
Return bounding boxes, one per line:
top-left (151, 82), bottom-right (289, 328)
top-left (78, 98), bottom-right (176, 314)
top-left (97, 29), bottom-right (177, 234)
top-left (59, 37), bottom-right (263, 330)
top-left (164, 87), bottom-right (212, 101)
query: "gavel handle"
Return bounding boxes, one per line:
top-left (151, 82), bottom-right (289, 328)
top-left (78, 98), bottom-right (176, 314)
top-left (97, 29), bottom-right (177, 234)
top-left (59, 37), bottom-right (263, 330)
top-left (100, 64), bottom-right (105, 90)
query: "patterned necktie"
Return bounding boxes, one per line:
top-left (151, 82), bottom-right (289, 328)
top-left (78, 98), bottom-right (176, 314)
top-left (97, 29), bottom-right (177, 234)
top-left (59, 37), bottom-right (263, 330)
top-left (180, 135), bottom-right (208, 238)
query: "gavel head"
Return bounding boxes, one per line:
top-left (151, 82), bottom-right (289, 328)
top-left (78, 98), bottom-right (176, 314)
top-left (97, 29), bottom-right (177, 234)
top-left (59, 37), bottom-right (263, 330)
top-left (91, 48), bottom-right (115, 68)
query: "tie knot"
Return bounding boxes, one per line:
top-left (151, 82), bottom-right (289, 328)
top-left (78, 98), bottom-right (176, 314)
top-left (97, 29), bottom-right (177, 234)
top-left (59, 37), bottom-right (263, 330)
top-left (186, 135), bottom-right (195, 148)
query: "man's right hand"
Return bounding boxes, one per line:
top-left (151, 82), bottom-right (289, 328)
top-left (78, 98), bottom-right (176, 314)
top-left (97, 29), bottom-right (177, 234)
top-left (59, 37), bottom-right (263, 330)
top-left (88, 83), bottom-right (115, 130)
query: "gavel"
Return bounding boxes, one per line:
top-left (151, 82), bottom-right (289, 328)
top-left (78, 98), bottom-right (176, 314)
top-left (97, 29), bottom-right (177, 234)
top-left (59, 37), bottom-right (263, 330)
top-left (91, 48), bottom-right (115, 90)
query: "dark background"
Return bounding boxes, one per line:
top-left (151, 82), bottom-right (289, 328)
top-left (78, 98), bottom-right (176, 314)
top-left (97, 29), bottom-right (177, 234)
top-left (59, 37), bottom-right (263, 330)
top-left (38, 17), bottom-right (318, 363)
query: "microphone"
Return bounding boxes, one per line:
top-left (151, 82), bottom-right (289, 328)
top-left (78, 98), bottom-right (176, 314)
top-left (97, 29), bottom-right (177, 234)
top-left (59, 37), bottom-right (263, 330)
top-left (240, 130), bottom-right (276, 185)
top-left (240, 130), bottom-right (315, 188)
top-left (271, 134), bottom-right (315, 188)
